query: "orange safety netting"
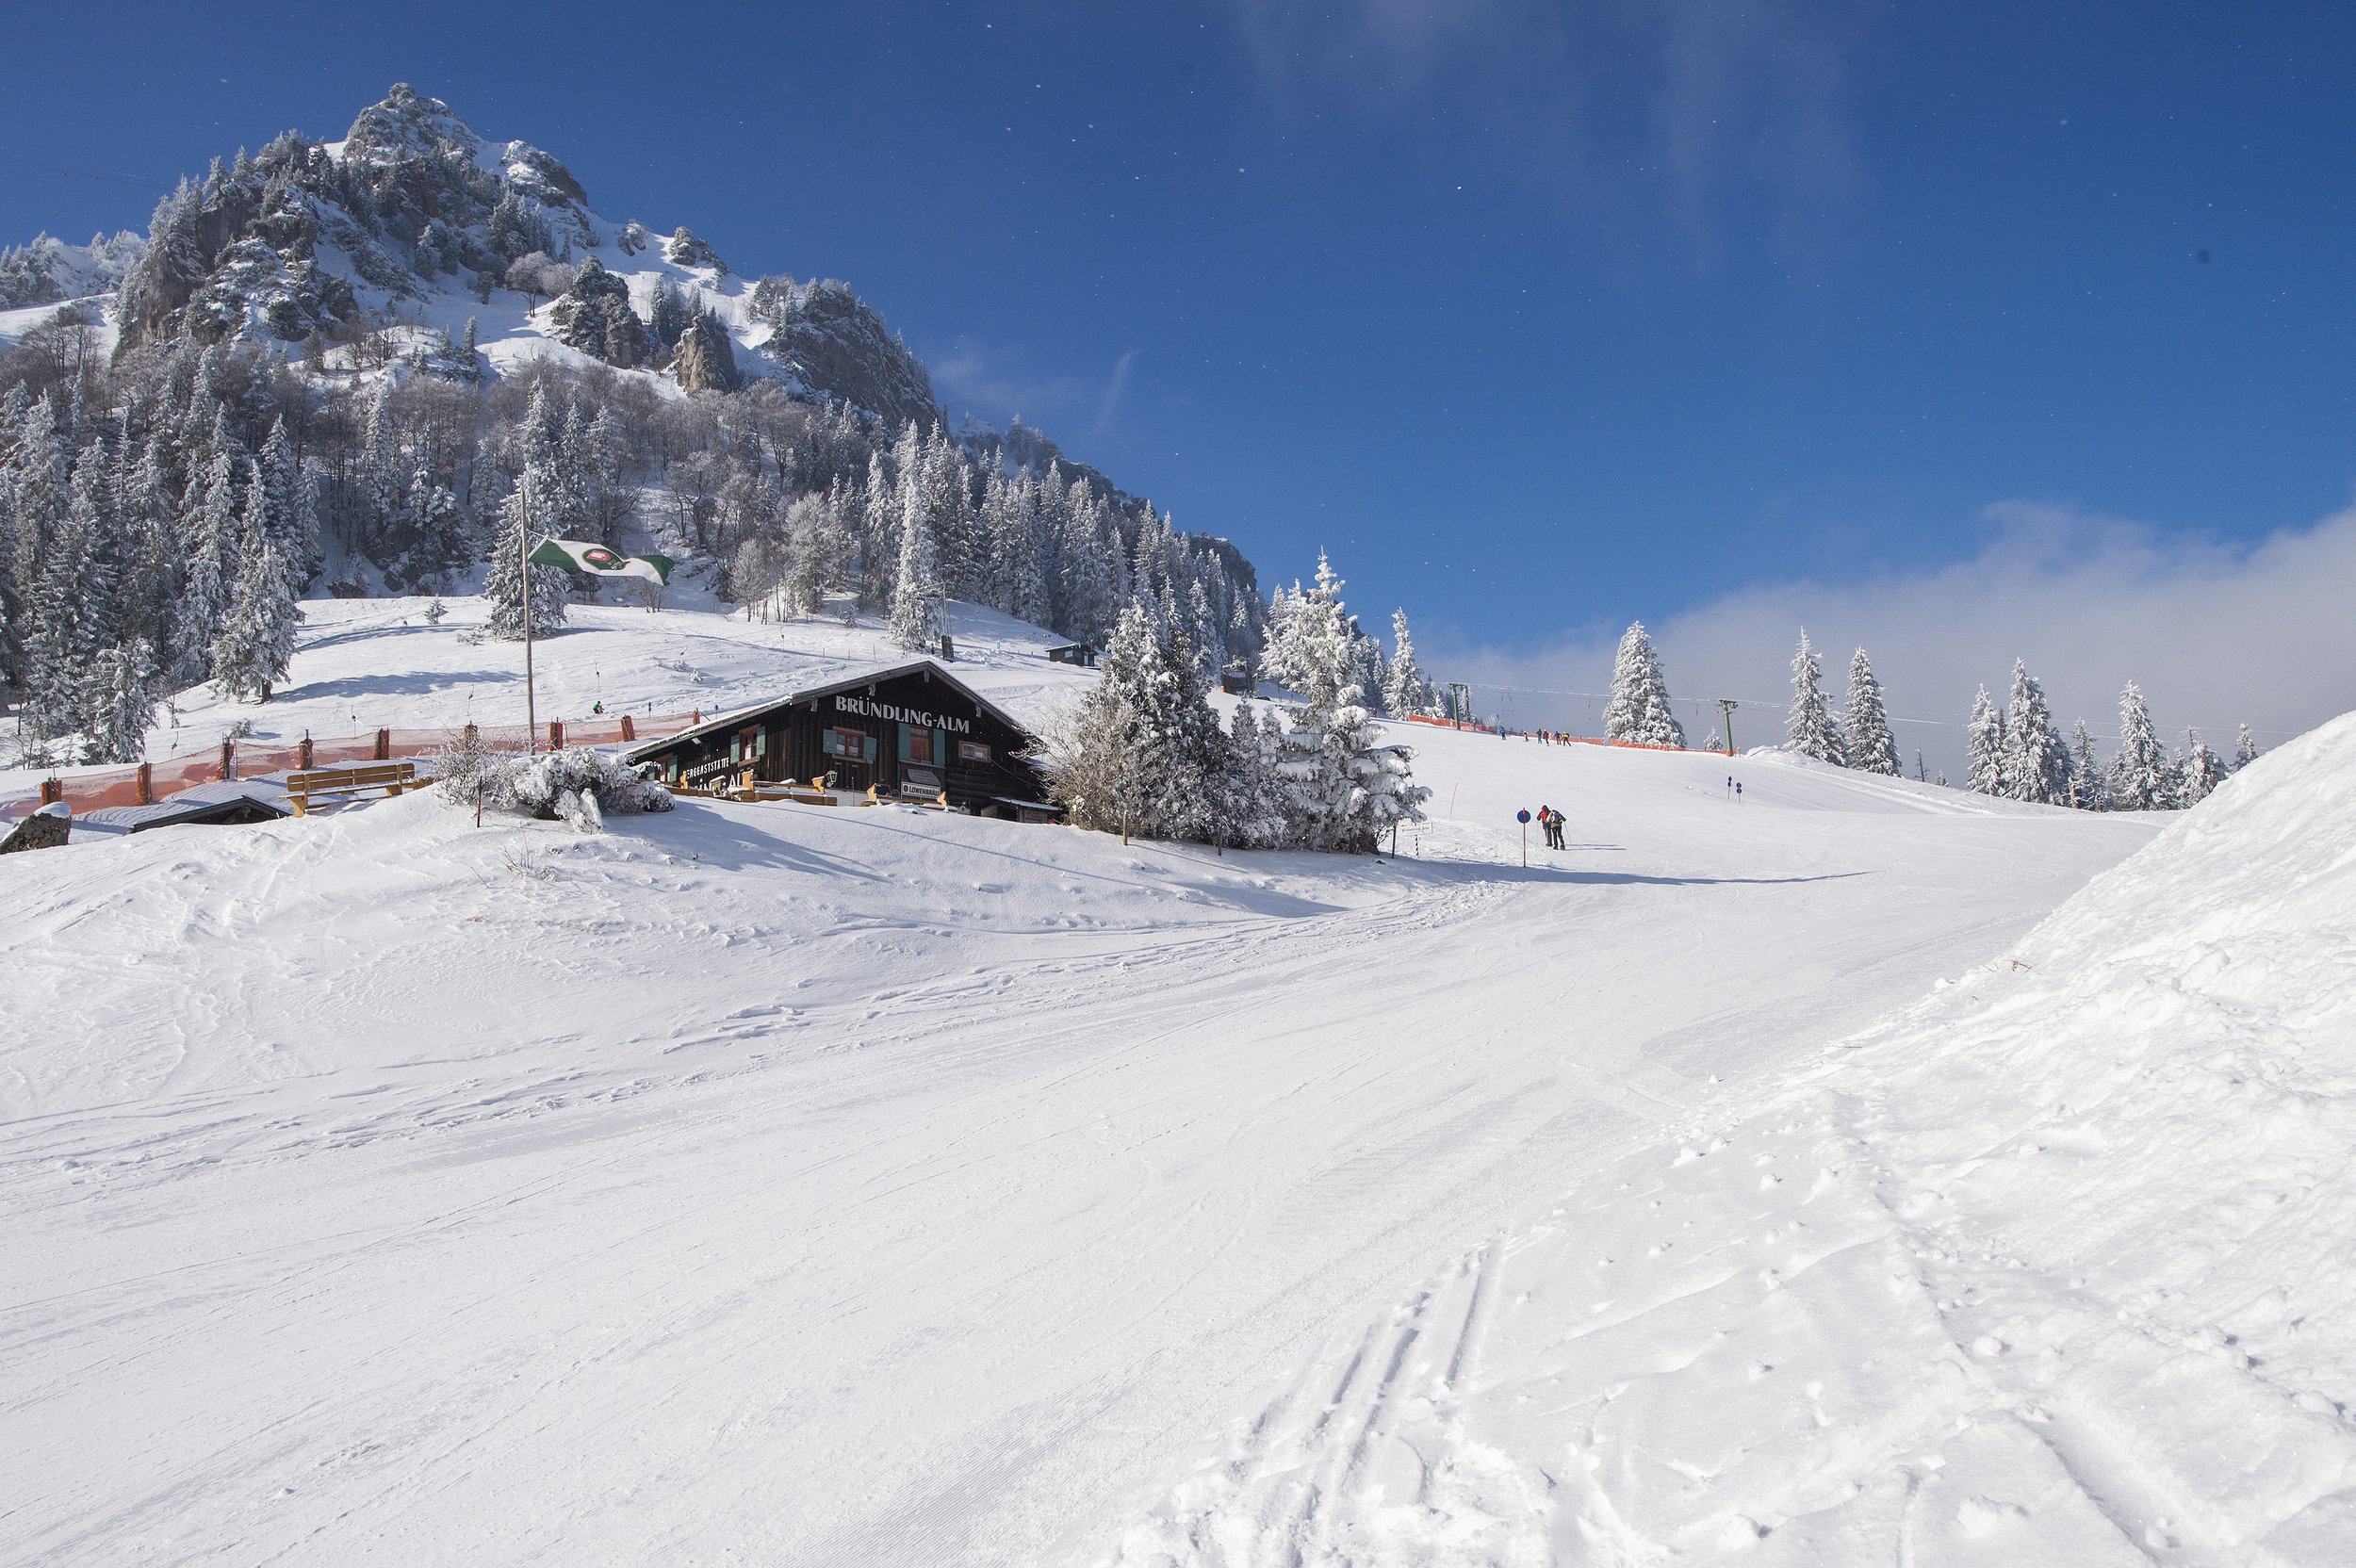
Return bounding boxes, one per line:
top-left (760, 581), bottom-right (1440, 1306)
top-left (57, 770), bottom-right (146, 812)
top-left (237, 743), bottom-right (307, 776)
top-left (305, 737), bottom-right (383, 766)
top-left (150, 755), bottom-right (225, 792)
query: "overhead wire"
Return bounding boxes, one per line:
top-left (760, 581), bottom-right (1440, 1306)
top-left (0, 145), bottom-right (171, 193)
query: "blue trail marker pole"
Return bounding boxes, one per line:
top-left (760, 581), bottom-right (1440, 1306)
top-left (1516, 808), bottom-right (1530, 868)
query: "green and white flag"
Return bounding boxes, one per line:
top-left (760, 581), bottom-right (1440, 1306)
top-left (528, 537), bottom-right (677, 585)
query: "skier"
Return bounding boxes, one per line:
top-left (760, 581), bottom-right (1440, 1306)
top-left (1550, 806), bottom-right (1565, 848)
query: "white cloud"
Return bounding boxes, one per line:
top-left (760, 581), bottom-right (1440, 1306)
top-left (1427, 501), bottom-right (2356, 776)
top-left (1092, 349), bottom-right (1137, 437)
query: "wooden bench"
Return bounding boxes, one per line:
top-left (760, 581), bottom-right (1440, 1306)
top-left (286, 761), bottom-right (415, 817)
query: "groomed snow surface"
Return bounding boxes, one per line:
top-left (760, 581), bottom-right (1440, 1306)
top-left (5, 598), bottom-right (2348, 1565)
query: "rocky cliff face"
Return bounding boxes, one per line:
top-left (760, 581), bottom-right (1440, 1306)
top-left (672, 312), bottom-right (740, 393)
top-left (548, 258), bottom-right (650, 368)
top-left (80, 84), bottom-right (946, 426)
top-left (747, 276), bottom-right (939, 433)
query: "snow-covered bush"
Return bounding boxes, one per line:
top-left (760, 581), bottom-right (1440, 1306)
top-left (433, 726), bottom-right (504, 807)
top-left (436, 743), bottom-right (671, 832)
top-left (498, 748), bottom-right (672, 831)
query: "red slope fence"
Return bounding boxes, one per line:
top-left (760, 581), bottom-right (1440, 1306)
top-left (0, 709), bottom-right (710, 825)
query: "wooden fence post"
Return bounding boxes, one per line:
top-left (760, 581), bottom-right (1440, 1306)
top-left (548, 720), bottom-right (564, 751)
top-left (40, 778), bottom-right (61, 806)
top-left (620, 714), bottom-right (636, 742)
top-left (220, 739), bottom-right (235, 781)
top-left (299, 734), bottom-right (314, 770)
top-left (374, 728), bottom-right (391, 761)
top-left (464, 722), bottom-right (479, 747)
top-left (137, 762), bottom-right (154, 806)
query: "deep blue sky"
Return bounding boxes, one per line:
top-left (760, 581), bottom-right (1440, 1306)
top-left (6, 1), bottom-right (2352, 663)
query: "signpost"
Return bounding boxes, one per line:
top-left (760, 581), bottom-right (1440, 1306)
top-left (1516, 808), bottom-right (1530, 868)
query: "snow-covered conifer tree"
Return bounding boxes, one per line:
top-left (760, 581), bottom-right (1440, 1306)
top-left (1965, 685), bottom-right (2007, 796)
top-left (2004, 659), bottom-right (2070, 805)
top-left (887, 467), bottom-right (939, 649)
top-left (81, 639), bottom-right (159, 763)
top-left (20, 455), bottom-right (106, 749)
top-left (1383, 609), bottom-right (1436, 718)
top-left (210, 473), bottom-right (300, 702)
top-left (1843, 646), bottom-right (1899, 776)
top-left (859, 449), bottom-right (896, 611)
top-left (2233, 725), bottom-right (2258, 771)
top-left (1603, 621), bottom-right (1684, 747)
top-left (1281, 684), bottom-right (1430, 852)
top-left (2109, 681), bottom-right (2169, 809)
top-left (1261, 554), bottom-right (1355, 709)
top-left (2068, 718), bottom-right (2106, 809)
top-left (1220, 702), bottom-right (1291, 848)
top-left (3, 395), bottom-right (69, 691)
top-left (488, 392), bottom-right (573, 642)
top-left (256, 417), bottom-right (317, 585)
top-left (1786, 630), bottom-right (1847, 765)
top-left (484, 531), bottom-right (567, 642)
top-left (2178, 728), bottom-right (2227, 807)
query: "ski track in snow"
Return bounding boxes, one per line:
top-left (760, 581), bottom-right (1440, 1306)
top-left (0, 598), bottom-right (2207, 1566)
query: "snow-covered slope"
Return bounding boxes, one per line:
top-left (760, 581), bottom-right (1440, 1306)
top-left (0, 616), bottom-right (2168, 1564)
top-left (1104, 714), bottom-right (2356, 1566)
top-left (0, 592), bottom-right (1093, 805)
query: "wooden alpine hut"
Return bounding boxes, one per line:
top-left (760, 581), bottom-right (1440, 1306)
top-left (623, 659), bottom-right (1051, 815)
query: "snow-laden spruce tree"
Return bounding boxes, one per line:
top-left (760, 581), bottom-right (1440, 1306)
top-left (1261, 554), bottom-right (1355, 708)
top-left (210, 476), bottom-right (301, 703)
top-left (2068, 718), bottom-right (2106, 809)
top-left (82, 639), bottom-right (159, 763)
top-left (1786, 629), bottom-right (1847, 764)
top-left (1130, 620), bottom-right (1232, 843)
top-left (1965, 685), bottom-right (2008, 796)
top-left (1383, 608), bottom-right (1438, 717)
top-left (887, 466), bottom-right (940, 650)
top-left (2109, 681), bottom-right (2170, 809)
top-left (18, 453), bottom-right (107, 755)
top-left (1603, 621), bottom-right (1683, 747)
top-left (1035, 601), bottom-right (1231, 841)
top-left (1281, 685), bottom-right (1430, 852)
top-left (1221, 702), bottom-right (1292, 849)
top-left (484, 531), bottom-right (568, 641)
top-left (488, 396), bottom-right (572, 642)
top-left (172, 446), bottom-right (240, 678)
top-left (2178, 728), bottom-right (2228, 807)
top-left (2004, 659), bottom-right (2070, 805)
top-left (2233, 725), bottom-right (2259, 771)
top-left (256, 417), bottom-right (319, 586)
top-left (1843, 646), bottom-right (1900, 776)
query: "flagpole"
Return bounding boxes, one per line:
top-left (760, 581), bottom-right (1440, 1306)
top-left (520, 484), bottom-right (536, 755)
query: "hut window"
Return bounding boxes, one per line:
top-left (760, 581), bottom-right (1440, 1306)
top-left (957, 740), bottom-right (990, 764)
top-left (825, 727), bottom-right (876, 762)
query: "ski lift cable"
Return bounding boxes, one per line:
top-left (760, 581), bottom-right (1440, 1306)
top-left (0, 145), bottom-right (172, 192)
top-left (1452, 681), bottom-right (2291, 741)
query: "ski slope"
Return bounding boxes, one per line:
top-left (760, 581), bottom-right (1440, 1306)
top-left (0, 600), bottom-right (2211, 1566)
top-left (1108, 718), bottom-right (2356, 1567)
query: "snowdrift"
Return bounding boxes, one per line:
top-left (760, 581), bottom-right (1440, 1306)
top-left (1106, 713), bottom-right (2356, 1565)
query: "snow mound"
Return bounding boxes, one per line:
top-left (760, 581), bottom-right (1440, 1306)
top-left (1104, 711), bottom-right (2356, 1566)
